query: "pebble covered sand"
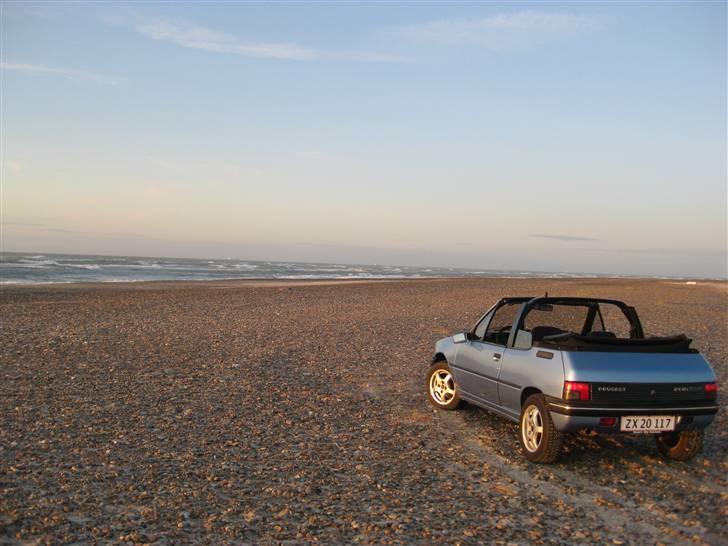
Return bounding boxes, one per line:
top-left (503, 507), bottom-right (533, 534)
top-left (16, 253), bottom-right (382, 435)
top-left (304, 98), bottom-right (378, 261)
top-left (1, 278), bottom-right (726, 545)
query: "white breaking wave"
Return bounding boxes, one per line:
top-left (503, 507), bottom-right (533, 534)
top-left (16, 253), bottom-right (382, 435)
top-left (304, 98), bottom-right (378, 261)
top-left (1, 251), bottom-right (710, 285)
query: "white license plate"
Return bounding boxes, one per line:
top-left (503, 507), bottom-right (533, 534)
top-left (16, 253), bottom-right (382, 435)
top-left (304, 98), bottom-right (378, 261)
top-left (620, 415), bottom-right (676, 433)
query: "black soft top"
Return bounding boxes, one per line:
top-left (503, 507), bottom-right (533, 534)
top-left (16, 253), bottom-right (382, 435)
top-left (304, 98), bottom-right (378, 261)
top-left (500, 296), bottom-right (696, 353)
top-left (542, 333), bottom-right (695, 353)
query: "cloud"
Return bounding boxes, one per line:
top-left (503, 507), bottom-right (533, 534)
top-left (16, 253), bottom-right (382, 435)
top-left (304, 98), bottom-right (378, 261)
top-left (4, 160), bottom-right (22, 172)
top-left (130, 18), bottom-right (410, 63)
top-left (531, 234), bottom-right (601, 242)
top-left (387, 11), bottom-right (599, 50)
top-left (587, 247), bottom-right (725, 257)
top-left (1, 219), bottom-right (140, 238)
top-left (0, 61), bottom-right (122, 85)
top-left (136, 20), bottom-right (315, 60)
top-left (2, 221), bottom-right (45, 227)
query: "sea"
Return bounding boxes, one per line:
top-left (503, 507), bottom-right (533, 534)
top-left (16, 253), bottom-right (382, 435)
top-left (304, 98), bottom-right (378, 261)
top-left (0, 252), bottom-right (671, 285)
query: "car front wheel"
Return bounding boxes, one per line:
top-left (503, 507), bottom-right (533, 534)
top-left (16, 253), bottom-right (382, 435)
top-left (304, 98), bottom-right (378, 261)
top-left (426, 362), bottom-right (461, 410)
top-left (655, 430), bottom-right (703, 461)
top-left (519, 394), bottom-right (564, 463)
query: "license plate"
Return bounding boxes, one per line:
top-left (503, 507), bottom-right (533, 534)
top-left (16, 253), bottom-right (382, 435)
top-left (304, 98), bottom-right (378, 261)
top-left (620, 415), bottom-right (676, 433)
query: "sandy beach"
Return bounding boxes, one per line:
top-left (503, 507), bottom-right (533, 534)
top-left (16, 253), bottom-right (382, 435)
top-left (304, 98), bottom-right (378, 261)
top-left (1, 277), bottom-right (726, 545)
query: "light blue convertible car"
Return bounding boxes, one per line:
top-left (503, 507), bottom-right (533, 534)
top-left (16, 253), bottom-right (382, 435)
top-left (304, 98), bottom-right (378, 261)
top-left (427, 297), bottom-right (718, 463)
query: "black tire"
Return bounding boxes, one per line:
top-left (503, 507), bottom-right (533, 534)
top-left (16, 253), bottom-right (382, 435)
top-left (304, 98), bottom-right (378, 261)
top-left (519, 394), bottom-right (564, 463)
top-left (426, 362), bottom-right (462, 410)
top-left (655, 430), bottom-right (703, 461)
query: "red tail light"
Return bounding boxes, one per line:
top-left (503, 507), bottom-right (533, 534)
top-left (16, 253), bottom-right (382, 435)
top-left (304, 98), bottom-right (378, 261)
top-left (563, 381), bottom-right (591, 401)
top-left (599, 417), bottom-right (617, 427)
top-left (705, 383), bottom-right (718, 400)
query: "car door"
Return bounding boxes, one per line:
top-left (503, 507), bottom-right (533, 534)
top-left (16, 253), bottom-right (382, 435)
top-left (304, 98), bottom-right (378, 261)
top-left (451, 302), bottom-right (521, 406)
top-left (454, 340), bottom-right (504, 405)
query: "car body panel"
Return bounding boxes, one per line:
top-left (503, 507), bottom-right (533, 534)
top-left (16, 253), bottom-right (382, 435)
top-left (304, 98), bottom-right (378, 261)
top-left (434, 336), bottom-right (457, 366)
top-left (562, 352), bottom-right (715, 383)
top-left (498, 347), bottom-right (565, 414)
top-left (456, 378), bottom-right (518, 422)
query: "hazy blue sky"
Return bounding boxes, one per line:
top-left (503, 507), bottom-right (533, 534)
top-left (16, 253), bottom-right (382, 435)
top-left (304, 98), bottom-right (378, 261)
top-left (1, 1), bottom-right (726, 277)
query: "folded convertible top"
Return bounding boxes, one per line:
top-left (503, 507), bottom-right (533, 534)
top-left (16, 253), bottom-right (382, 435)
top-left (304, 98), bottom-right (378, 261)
top-left (538, 334), bottom-right (695, 353)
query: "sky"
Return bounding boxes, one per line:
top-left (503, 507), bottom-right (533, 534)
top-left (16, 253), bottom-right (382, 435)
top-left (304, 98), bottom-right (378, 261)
top-left (1, 1), bottom-right (726, 278)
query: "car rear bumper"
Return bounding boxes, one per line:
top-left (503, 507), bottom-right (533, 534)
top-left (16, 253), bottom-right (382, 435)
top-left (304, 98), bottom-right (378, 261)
top-left (545, 398), bottom-right (718, 433)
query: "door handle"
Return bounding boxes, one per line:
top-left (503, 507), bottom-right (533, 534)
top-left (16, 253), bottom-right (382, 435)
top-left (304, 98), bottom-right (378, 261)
top-left (492, 353), bottom-right (502, 361)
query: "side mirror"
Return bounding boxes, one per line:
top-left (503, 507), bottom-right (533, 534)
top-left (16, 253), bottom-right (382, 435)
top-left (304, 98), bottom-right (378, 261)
top-left (453, 333), bottom-right (468, 344)
top-left (513, 330), bottom-right (532, 350)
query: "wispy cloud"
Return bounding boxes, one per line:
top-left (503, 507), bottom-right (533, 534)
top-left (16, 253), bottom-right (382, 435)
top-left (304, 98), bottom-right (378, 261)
top-left (531, 234), bottom-right (601, 242)
top-left (587, 247), bottom-right (725, 257)
top-left (3, 160), bottom-right (23, 172)
top-left (2, 221), bottom-right (45, 227)
top-left (0, 61), bottom-right (122, 86)
top-left (1, 219), bottom-right (139, 238)
top-left (127, 18), bottom-right (409, 63)
top-left (136, 20), bottom-right (315, 60)
top-left (387, 11), bottom-right (599, 50)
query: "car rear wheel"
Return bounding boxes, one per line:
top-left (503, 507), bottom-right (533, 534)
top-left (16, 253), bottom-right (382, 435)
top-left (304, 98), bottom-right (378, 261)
top-left (519, 394), bottom-right (563, 463)
top-left (427, 362), bottom-right (461, 410)
top-left (655, 430), bottom-right (703, 461)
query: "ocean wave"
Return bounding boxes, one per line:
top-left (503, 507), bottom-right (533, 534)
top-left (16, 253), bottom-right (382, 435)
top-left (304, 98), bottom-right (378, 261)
top-left (2, 252), bottom-right (719, 284)
top-left (272, 273), bottom-right (418, 280)
top-left (66, 263), bottom-right (101, 270)
top-left (18, 259), bottom-right (61, 267)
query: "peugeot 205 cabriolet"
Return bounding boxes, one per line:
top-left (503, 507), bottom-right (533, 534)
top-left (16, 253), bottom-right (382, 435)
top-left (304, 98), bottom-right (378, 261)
top-left (427, 297), bottom-right (718, 463)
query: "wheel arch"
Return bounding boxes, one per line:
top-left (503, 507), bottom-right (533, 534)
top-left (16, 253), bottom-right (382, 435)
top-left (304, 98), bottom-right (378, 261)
top-left (520, 386), bottom-right (542, 407)
top-left (432, 352), bottom-right (447, 364)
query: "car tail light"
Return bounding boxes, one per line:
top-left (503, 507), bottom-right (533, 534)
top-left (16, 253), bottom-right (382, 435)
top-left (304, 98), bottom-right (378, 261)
top-left (599, 417), bottom-right (617, 427)
top-left (705, 383), bottom-right (718, 400)
top-left (563, 381), bottom-right (591, 401)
